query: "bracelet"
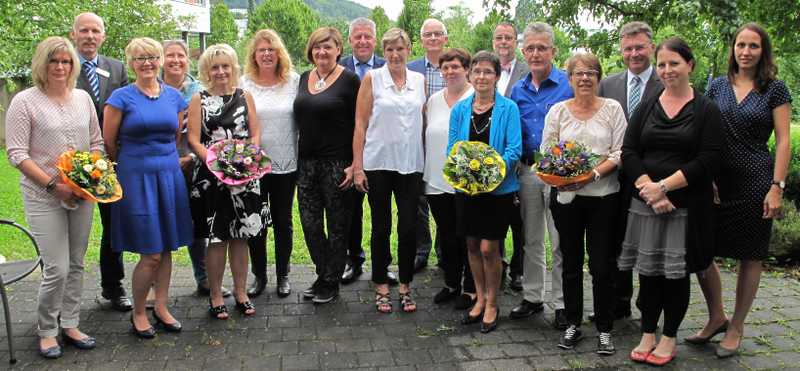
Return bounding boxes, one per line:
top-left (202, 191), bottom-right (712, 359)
top-left (658, 180), bottom-right (669, 194)
top-left (45, 177), bottom-right (57, 193)
top-left (592, 169), bottom-right (601, 182)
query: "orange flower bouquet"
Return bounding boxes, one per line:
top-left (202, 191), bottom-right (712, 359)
top-left (534, 140), bottom-right (602, 204)
top-left (56, 150), bottom-right (122, 204)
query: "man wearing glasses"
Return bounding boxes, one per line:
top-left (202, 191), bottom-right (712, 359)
top-left (71, 12), bottom-right (130, 312)
top-left (509, 22), bottom-right (573, 330)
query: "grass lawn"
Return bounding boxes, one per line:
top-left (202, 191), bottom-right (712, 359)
top-left (0, 149), bottom-right (527, 267)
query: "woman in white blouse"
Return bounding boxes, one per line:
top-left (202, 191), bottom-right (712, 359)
top-left (541, 53), bottom-right (627, 353)
top-left (5, 36), bottom-right (102, 358)
top-left (352, 28), bottom-right (426, 313)
top-left (423, 48), bottom-right (475, 306)
top-left (240, 29), bottom-right (300, 298)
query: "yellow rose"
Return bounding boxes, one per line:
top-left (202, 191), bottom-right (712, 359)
top-left (469, 159), bottom-right (480, 171)
top-left (483, 157), bottom-right (495, 166)
top-left (469, 183), bottom-right (478, 194)
top-left (458, 178), bottom-right (467, 187)
top-left (95, 185), bottom-right (107, 195)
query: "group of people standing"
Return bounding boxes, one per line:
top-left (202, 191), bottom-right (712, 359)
top-left (4, 10), bottom-right (792, 367)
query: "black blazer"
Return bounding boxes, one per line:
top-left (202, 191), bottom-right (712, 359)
top-left (339, 54), bottom-right (385, 77)
top-left (76, 54), bottom-right (128, 128)
top-left (621, 87), bottom-right (723, 273)
top-left (598, 68), bottom-right (662, 121)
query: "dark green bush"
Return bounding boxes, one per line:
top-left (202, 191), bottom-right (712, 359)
top-left (768, 126), bottom-right (800, 206)
top-left (770, 198), bottom-right (800, 261)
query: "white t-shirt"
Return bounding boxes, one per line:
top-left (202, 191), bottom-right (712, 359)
top-left (240, 72), bottom-right (300, 174)
top-left (423, 86), bottom-right (474, 194)
top-left (363, 66), bottom-right (426, 174)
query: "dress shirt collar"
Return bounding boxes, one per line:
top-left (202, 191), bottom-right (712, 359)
top-left (522, 64), bottom-right (562, 91)
top-left (627, 65), bottom-right (653, 86)
top-left (379, 66), bottom-right (417, 91)
top-left (354, 54), bottom-right (374, 68)
top-left (79, 54), bottom-right (99, 66)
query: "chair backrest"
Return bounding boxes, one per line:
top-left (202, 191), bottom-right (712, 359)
top-left (0, 219), bottom-right (43, 285)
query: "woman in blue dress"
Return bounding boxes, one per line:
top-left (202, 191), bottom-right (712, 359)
top-left (690, 23), bottom-right (793, 358)
top-left (103, 37), bottom-right (192, 338)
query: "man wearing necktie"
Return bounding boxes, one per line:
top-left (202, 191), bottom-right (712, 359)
top-left (337, 17), bottom-right (391, 285)
top-left (70, 12), bottom-right (130, 312)
top-left (597, 21), bottom-right (663, 321)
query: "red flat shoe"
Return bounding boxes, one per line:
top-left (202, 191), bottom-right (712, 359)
top-left (629, 347), bottom-right (654, 363)
top-left (645, 349), bottom-right (677, 367)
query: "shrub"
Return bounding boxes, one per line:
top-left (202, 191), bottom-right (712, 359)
top-left (769, 125), bottom-right (800, 207)
top-left (770, 198), bottom-right (800, 261)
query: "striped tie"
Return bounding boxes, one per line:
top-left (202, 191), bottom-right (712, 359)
top-left (628, 75), bottom-right (642, 115)
top-left (82, 60), bottom-right (100, 100)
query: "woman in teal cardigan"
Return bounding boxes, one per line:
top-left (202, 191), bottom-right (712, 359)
top-left (447, 51), bottom-right (521, 334)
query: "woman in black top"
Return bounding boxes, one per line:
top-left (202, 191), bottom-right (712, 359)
top-left (619, 37), bottom-right (722, 366)
top-left (293, 27), bottom-right (360, 304)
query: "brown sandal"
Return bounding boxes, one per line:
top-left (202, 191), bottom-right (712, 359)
top-left (375, 292), bottom-right (392, 313)
top-left (399, 291), bottom-right (416, 313)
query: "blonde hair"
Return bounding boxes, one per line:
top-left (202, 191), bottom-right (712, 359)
top-left (124, 37), bottom-right (164, 70)
top-left (244, 29), bottom-right (293, 84)
top-left (31, 36), bottom-right (81, 90)
top-left (197, 43), bottom-right (241, 91)
top-left (305, 27), bottom-right (343, 65)
top-left (381, 28), bottom-right (411, 50)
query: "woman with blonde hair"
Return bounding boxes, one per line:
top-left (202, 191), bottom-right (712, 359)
top-left (188, 44), bottom-right (268, 319)
top-left (6, 36), bottom-right (102, 358)
top-left (242, 29), bottom-right (300, 298)
top-left (103, 37), bottom-right (192, 338)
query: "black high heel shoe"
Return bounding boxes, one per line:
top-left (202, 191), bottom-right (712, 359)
top-left (153, 311), bottom-right (182, 333)
top-left (130, 315), bottom-right (156, 339)
top-left (480, 317), bottom-right (499, 333)
top-left (461, 311), bottom-right (484, 325)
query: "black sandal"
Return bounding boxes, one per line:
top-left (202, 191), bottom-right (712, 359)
top-left (235, 300), bottom-right (256, 316)
top-left (208, 298), bottom-right (228, 320)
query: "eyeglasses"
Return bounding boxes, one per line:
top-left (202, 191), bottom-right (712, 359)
top-left (132, 55), bottom-right (160, 64)
top-left (523, 45), bottom-right (552, 54)
top-left (471, 69), bottom-right (496, 77)
top-left (422, 31), bottom-right (446, 39)
top-left (48, 59), bottom-right (72, 66)
top-left (494, 35), bottom-right (515, 42)
top-left (571, 70), bottom-right (599, 78)
top-left (622, 45), bottom-right (649, 54)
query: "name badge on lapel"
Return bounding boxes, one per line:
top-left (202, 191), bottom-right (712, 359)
top-left (95, 68), bottom-right (110, 78)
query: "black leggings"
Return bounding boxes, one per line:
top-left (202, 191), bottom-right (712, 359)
top-left (638, 274), bottom-right (690, 337)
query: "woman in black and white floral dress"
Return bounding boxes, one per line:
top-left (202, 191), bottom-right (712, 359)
top-left (188, 44), bottom-right (269, 320)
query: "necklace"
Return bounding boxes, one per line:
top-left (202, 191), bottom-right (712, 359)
top-left (472, 99), bottom-right (494, 114)
top-left (136, 82), bottom-right (161, 100)
top-left (314, 66), bottom-right (336, 91)
top-left (471, 111), bottom-right (493, 135)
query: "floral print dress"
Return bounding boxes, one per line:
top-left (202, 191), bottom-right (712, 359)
top-left (191, 88), bottom-right (270, 243)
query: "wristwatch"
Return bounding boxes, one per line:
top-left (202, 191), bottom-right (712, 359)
top-left (592, 169), bottom-right (601, 182)
top-left (772, 180), bottom-right (786, 191)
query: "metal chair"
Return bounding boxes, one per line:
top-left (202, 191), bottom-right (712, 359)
top-left (0, 219), bottom-right (42, 364)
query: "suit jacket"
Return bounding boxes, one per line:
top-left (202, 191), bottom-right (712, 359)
top-left (407, 57), bottom-right (426, 75)
top-left (76, 54), bottom-right (128, 128)
top-left (502, 59), bottom-right (530, 97)
top-left (339, 54), bottom-right (385, 76)
top-left (598, 68), bottom-right (662, 121)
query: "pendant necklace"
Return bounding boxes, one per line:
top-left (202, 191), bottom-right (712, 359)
top-left (314, 67), bottom-right (336, 91)
top-left (472, 111), bottom-right (493, 135)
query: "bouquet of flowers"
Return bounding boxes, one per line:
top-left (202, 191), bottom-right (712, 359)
top-left (206, 139), bottom-right (271, 186)
top-left (56, 150), bottom-right (122, 205)
top-left (442, 140), bottom-right (507, 196)
top-left (534, 140), bottom-right (602, 204)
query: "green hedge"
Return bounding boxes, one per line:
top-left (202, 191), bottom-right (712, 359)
top-left (768, 125), bottom-right (800, 205)
top-left (771, 198), bottom-right (800, 261)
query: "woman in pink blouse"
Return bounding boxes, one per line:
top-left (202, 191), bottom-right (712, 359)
top-left (4, 36), bottom-right (103, 359)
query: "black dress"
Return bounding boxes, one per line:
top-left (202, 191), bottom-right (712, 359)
top-left (707, 77), bottom-right (793, 260)
top-left (455, 107), bottom-right (514, 240)
top-left (191, 89), bottom-right (270, 243)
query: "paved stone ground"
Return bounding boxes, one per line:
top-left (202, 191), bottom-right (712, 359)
top-left (1, 264), bottom-right (799, 370)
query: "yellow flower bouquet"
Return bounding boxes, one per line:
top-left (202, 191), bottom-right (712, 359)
top-left (56, 150), bottom-right (123, 203)
top-left (443, 140), bottom-right (506, 196)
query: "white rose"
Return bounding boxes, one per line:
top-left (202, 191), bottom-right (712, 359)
top-left (95, 184), bottom-right (107, 195)
top-left (82, 164), bottom-right (94, 173)
top-left (95, 159), bottom-right (108, 171)
top-left (235, 143), bottom-right (245, 152)
top-left (243, 157), bottom-right (252, 165)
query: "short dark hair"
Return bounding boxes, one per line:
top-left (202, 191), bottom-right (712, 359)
top-left (305, 27), bottom-right (343, 64)
top-left (566, 52), bottom-right (603, 80)
top-left (655, 37), bottom-right (695, 71)
top-left (727, 22), bottom-right (776, 93)
top-left (439, 48), bottom-right (471, 69)
top-left (470, 50), bottom-right (501, 76)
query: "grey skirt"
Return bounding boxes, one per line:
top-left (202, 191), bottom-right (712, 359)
top-left (618, 198), bottom-right (689, 279)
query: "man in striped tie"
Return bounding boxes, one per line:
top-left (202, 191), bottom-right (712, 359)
top-left (70, 12), bottom-right (130, 312)
top-left (597, 21), bottom-right (663, 322)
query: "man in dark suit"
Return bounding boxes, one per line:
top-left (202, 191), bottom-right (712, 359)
top-left (338, 17), bottom-right (396, 285)
top-left (596, 21), bottom-right (663, 320)
top-left (71, 12), bottom-right (130, 311)
top-left (492, 22), bottom-right (529, 292)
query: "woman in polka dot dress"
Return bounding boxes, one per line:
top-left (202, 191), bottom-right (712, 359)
top-left (689, 23), bottom-right (793, 358)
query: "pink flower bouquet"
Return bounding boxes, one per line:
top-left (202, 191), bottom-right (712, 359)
top-left (205, 139), bottom-right (271, 186)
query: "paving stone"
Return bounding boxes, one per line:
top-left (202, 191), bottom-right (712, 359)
top-left (357, 350), bottom-right (396, 367)
top-left (282, 354), bottom-right (320, 370)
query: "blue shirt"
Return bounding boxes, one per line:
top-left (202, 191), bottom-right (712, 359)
top-left (510, 66), bottom-right (573, 158)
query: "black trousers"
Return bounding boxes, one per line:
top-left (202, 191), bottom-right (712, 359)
top-left (248, 172), bottom-right (296, 279)
top-left (639, 274), bottom-right (690, 337)
top-left (98, 203), bottom-right (125, 296)
top-left (366, 170), bottom-right (420, 284)
top-left (427, 193), bottom-right (471, 291)
top-left (347, 191), bottom-right (367, 266)
top-left (551, 193), bottom-right (619, 333)
top-left (297, 159), bottom-right (353, 287)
